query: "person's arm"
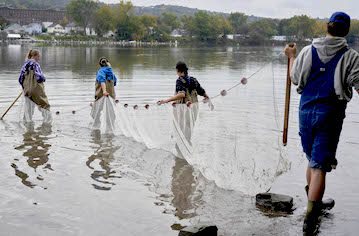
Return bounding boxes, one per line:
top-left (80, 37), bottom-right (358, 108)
top-left (34, 63), bottom-right (46, 83)
top-left (160, 93), bottom-right (186, 104)
top-left (101, 82), bottom-right (109, 96)
top-left (193, 78), bottom-right (209, 98)
top-left (284, 43), bottom-right (298, 85)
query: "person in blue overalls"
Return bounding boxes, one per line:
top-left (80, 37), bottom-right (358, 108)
top-left (285, 12), bottom-right (359, 234)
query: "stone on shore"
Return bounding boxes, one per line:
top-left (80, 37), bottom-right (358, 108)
top-left (256, 193), bottom-right (293, 213)
top-left (179, 223), bottom-right (218, 236)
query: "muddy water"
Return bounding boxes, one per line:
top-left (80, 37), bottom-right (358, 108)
top-left (0, 43), bottom-right (358, 236)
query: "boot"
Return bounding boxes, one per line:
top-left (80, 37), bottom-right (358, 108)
top-left (305, 185), bottom-right (335, 211)
top-left (303, 200), bottom-right (321, 235)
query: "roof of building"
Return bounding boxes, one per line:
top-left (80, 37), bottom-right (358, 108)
top-left (48, 23), bottom-right (63, 28)
top-left (7, 33), bottom-right (21, 38)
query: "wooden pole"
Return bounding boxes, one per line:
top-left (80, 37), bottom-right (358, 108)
top-left (0, 91), bottom-right (23, 120)
top-left (283, 43), bottom-right (295, 146)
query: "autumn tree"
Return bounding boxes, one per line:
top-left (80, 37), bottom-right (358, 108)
top-left (66, 0), bottom-right (99, 35)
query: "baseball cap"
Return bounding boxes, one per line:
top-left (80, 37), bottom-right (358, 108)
top-left (328, 12), bottom-right (351, 31)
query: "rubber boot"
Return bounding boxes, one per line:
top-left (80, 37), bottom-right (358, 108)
top-left (303, 200), bottom-right (321, 235)
top-left (305, 185), bottom-right (335, 211)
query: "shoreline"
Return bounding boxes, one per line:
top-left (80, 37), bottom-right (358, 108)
top-left (0, 39), bottom-right (178, 46)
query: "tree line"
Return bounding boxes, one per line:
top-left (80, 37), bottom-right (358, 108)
top-left (66, 0), bottom-right (358, 44)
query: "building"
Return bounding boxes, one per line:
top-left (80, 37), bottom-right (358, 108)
top-left (4, 24), bottom-right (26, 34)
top-left (47, 23), bottom-right (64, 34)
top-left (0, 6), bottom-right (66, 25)
top-left (7, 33), bottom-right (21, 40)
top-left (24, 23), bottom-right (42, 35)
top-left (271, 35), bottom-right (287, 41)
top-left (169, 29), bottom-right (186, 38)
top-left (64, 22), bottom-right (82, 34)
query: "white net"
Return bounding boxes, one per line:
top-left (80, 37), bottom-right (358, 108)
top-left (85, 57), bottom-right (291, 194)
top-left (17, 94), bottom-right (52, 124)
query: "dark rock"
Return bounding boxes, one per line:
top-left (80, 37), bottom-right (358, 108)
top-left (256, 193), bottom-right (293, 213)
top-left (179, 223), bottom-right (218, 236)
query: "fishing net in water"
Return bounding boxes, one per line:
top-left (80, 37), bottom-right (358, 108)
top-left (86, 57), bottom-right (292, 194)
top-left (17, 94), bottom-right (52, 124)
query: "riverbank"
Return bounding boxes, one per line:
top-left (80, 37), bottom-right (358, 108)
top-left (0, 39), bottom-right (178, 46)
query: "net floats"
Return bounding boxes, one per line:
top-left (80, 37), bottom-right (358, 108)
top-left (145, 104), bottom-right (149, 109)
top-left (220, 90), bottom-right (227, 96)
top-left (241, 77), bottom-right (248, 84)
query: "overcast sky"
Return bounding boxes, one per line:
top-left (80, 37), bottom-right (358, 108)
top-left (101, 0), bottom-right (358, 19)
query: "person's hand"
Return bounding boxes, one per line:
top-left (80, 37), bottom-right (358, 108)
top-left (103, 91), bottom-right (109, 97)
top-left (284, 43), bottom-right (296, 59)
top-left (159, 99), bottom-right (169, 104)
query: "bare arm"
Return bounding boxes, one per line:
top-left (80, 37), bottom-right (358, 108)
top-left (160, 93), bottom-right (186, 104)
top-left (101, 82), bottom-right (109, 96)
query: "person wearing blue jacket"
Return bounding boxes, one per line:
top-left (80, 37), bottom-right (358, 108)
top-left (91, 57), bottom-right (117, 129)
top-left (94, 57), bottom-right (117, 100)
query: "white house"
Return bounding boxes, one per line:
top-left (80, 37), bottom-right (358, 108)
top-left (86, 27), bottom-right (97, 36)
top-left (271, 35), bottom-right (287, 41)
top-left (103, 30), bottom-right (114, 38)
top-left (47, 23), bottom-right (65, 34)
top-left (7, 33), bottom-right (21, 40)
top-left (42, 22), bottom-right (53, 29)
top-left (4, 24), bottom-right (26, 34)
top-left (64, 22), bottom-right (82, 34)
top-left (64, 22), bottom-right (97, 36)
top-left (24, 23), bottom-right (42, 35)
top-left (170, 29), bottom-right (186, 37)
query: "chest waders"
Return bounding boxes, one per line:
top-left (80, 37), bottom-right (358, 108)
top-left (23, 70), bottom-right (50, 110)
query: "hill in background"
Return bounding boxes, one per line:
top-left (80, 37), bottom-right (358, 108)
top-left (1, 1), bottom-right (262, 22)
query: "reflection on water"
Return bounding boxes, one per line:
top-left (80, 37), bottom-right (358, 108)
top-left (86, 130), bottom-right (121, 191)
top-left (171, 157), bottom-right (197, 219)
top-left (13, 123), bottom-right (53, 188)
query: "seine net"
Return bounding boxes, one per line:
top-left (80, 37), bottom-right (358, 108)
top-left (86, 59), bottom-right (291, 194)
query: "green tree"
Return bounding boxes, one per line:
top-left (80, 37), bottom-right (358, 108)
top-left (94, 5), bottom-right (115, 36)
top-left (66, 0), bottom-right (99, 35)
top-left (247, 19), bottom-right (277, 43)
top-left (313, 21), bottom-right (327, 38)
top-left (0, 16), bottom-right (9, 30)
top-left (291, 15), bottom-right (316, 40)
top-left (228, 12), bottom-right (248, 34)
top-left (114, 1), bottom-right (143, 40)
top-left (347, 19), bottom-right (359, 43)
top-left (161, 12), bottom-right (180, 31)
top-left (192, 11), bottom-right (217, 41)
top-left (181, 14), bottom-right (195, 39)
top-left (59, 16), bottom-right (69, 27)
top-left (139, 14), bottom-right (158, 28)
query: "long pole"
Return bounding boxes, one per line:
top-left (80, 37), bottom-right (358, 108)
top-left (0, 91), bottom-right (23, 120)
top-left (283, 44), bottom-right (294, 146)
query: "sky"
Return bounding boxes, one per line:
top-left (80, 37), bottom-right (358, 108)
top-left (101, 0), bottom-right (358, 19)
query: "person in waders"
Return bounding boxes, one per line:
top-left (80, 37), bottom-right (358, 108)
top-left (18, 49), bottom-right (52, 123)
top-left (90, 57), bottom-right (117, 131)
top-left (159, 61), bottom-right (209, 157)
top-left (159, 61), bottom-right (209, 105)
top-left (285, 12), bottom-right (359, 235)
